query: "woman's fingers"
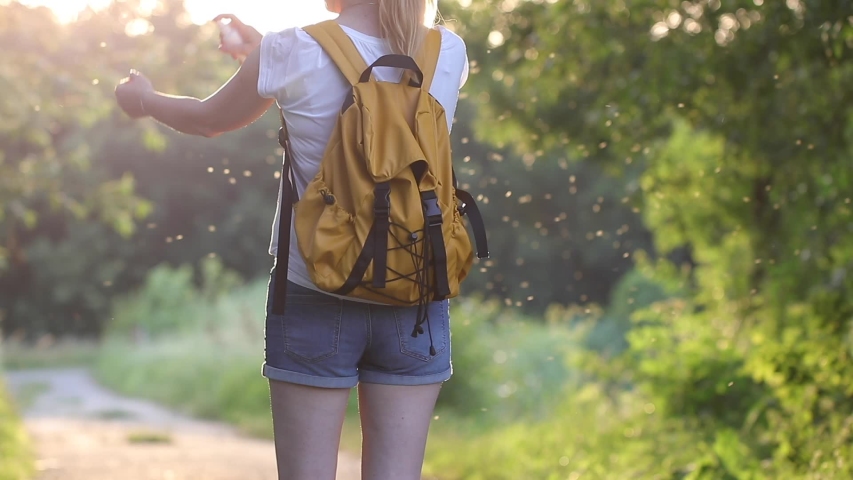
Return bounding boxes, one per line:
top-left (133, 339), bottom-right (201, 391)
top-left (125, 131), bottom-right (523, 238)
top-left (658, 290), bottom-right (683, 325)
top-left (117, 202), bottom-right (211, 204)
top-left (213, 14), bottom-right (246, 29)
top-left (213, 14), bottom-right (261, 40)
top-left (114, 69), bottom-right (154, 118)
top-left (213, 14), bottom-right (261, 63)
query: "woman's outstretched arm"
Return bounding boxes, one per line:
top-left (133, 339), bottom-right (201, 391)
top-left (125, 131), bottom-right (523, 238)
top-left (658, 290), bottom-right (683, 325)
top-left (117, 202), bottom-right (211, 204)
top-left (115, 32), bottom-right (272, 137)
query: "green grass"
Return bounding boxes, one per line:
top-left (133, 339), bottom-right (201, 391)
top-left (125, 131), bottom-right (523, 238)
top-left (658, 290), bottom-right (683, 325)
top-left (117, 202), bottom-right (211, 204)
top-left (1, 338), bottom-right (99, 370)
top-left (96, 263), bottom-right (583, 478)
top-left (126, 430), bottom-right (172, 444)
top-left (8, 382), bottom-right (47, 411)
top-left (95, 274), bottom-right (370, 440)
top-left (96, 325), bottom-right (363, 444)
top-left (0, 377), bottom-right (34, 480)
top-left (95, 276), bottom-right (277, 438)
top-left (95, 409), bottom-right (136, 420)
top-left (97, 335), bottom-right (275, 437)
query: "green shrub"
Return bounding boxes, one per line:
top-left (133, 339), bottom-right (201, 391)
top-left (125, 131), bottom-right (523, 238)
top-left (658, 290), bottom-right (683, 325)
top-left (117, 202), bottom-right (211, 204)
top-left (107, 263), bottom-right (197, 338)
top-left (97, 270), bottom-right (270, 436)
top-left (440, 299), bottom-right (578, 420)
top-left (1, 338), bottom-right (99, 370)
top-left (0, 377), bottom-right (34, 480)
top-left (107, 257), bottom-right (244, 339)
top-left (97, 335), bottom-right (272, 437)
top-left (425, 383), bottom-right (711, 480)
top-left (585, 256), bottom-right (682, 354)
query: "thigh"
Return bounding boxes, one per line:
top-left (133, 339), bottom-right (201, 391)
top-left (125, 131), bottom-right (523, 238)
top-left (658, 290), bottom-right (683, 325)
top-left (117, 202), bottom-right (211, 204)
top-left (269, 380), bottom-right (351, 480)
top-left (358, 382), bottom-right (442, 480)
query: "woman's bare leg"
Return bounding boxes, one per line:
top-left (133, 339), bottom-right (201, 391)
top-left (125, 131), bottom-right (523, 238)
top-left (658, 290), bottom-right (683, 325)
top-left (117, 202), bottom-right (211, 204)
top-left (358, 383), bottom-right (442, 480)
top-left (269, 380), bottom-right (351, 480)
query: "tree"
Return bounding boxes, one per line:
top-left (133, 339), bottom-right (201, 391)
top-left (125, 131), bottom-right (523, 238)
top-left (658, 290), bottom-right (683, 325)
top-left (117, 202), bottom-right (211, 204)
top-left (445, 0), bottom-right (853, 475)
top-left (0, 0), bottom-right (280, 337)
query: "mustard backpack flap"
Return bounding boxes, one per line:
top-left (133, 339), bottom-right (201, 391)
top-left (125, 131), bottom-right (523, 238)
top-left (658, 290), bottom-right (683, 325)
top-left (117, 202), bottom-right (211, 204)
top-left (271, 21), bottom-right (488, 339)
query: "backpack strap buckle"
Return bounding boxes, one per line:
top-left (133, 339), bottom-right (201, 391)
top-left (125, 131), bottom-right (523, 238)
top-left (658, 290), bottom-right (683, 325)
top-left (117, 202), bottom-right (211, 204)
top-left (420, 191), bottom-right (450, 299)
top-left (278, 127), bottom-right (287, 149)
top-left (371, 182), bottom-right (392, 289)
top-left (422, 194), bottom-right (442, 227)
top-left (373, 183), bottom-right (391, 218)
top-left (457, 201), bottom-right (469, 217)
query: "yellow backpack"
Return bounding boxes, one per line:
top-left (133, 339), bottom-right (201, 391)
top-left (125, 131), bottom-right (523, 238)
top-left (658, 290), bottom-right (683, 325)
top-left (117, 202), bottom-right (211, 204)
top-left (271, 21), bottom-right (488, 326)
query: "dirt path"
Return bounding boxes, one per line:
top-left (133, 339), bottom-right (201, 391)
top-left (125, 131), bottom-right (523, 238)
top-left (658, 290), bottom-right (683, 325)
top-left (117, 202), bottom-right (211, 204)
top-left (5, 368), bottom-right (361, 480)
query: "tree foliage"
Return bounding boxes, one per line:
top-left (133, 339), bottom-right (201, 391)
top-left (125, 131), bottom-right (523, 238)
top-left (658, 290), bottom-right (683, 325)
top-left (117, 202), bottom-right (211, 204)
top-left (446, 0), bottom-right (853, 476)
top-left (5, 0), bottom-right (853, 475)
top-left (0, 1), bottom-right (283, 336)
top-left (1, 0), bottom-right (651, 336)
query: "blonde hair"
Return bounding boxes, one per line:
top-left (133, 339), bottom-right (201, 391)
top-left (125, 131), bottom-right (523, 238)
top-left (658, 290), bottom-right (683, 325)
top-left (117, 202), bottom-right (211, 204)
top-left (379, 0), bottom-right (438, 56)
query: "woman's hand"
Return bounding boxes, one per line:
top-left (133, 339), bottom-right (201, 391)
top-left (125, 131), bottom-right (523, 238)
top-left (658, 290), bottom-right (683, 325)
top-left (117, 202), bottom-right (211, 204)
top-left (214, 14), bottom-right (262, 62)
top-left (115, 70), bottom-right (154, 119)
top-left (111, 48), bottom-right (273, 136)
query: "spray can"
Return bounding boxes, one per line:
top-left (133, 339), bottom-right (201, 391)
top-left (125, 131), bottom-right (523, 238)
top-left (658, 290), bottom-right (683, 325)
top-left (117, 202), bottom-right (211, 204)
top-left (217, 20), bottom-right (247, 62)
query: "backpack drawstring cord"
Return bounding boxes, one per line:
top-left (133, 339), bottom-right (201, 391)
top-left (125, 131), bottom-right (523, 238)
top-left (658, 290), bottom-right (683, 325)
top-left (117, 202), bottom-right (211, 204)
top-left (410, 223), bottom-right (437, 357)
top-left (426, 316), bottom-right (436, 356)
top-left (411, 309), bottom-right (437, 357)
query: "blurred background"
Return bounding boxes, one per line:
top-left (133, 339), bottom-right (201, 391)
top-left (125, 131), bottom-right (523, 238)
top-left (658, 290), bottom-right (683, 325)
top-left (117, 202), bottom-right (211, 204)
top-left (2, 0), bottom-right (853, 478)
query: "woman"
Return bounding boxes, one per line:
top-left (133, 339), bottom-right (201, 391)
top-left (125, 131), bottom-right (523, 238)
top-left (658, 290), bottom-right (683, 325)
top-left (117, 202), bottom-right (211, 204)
top-left (114, 1), bottom-right (469, 479)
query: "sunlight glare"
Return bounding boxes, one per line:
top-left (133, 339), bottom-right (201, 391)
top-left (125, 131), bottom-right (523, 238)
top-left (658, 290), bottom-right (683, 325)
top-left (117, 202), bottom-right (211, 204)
top-left (11, 0), bottom-right (113, 23)
top-left (11, 0), bottom-right (334, 32)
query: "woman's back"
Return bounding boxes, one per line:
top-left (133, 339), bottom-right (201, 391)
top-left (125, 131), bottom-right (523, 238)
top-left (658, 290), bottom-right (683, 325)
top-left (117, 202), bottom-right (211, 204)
top-left (113, 2), bottom-right (468, 477)
top-left (258, 23), bottom-right (469, 292)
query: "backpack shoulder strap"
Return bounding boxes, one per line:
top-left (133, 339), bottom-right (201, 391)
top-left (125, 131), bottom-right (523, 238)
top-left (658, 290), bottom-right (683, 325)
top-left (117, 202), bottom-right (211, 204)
top-left (416, 28), bottom-right (442, 92)
top-left (303, 20), bottom-right (369, 86)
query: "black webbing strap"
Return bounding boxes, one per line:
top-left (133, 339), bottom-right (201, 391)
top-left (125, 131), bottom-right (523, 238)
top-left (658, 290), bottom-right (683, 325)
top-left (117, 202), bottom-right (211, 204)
top-left (332, 183), bottom-right (392, 295)
top-left (421, 191), bottom-right (451, 300)
top-left (333, 229), bottom-right (377, 296)
top-left (372, 183), bottom-right (391, 288)
top-left (455, 189), bottom-right (490, 259)
top-left (271, 110), bottom-right (299, 315)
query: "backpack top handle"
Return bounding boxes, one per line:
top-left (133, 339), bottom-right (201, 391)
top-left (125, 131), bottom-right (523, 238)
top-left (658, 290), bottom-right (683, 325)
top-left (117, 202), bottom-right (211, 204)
top-left (359, 55), bottom-right (425, 87)
top-left (304, 21), bottom-right (443, 91)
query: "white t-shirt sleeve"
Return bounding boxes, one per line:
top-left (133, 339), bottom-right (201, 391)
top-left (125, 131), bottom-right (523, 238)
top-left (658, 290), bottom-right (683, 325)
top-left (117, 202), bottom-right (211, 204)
top-left (461, 57), bottom-right (469, 88)
top-left (453, 34), bottom-right (469, 88)
top-left (435, 26), bottom-right (468, 88)
top-left (257, 28), bottom-right (300, 99)
top-left (431, 26), bottom-right (468, 133)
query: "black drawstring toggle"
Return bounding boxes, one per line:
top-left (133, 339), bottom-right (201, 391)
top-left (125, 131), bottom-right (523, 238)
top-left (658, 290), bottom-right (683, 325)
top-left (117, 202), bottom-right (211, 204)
top-left (410, 313), bottom-right (437, 356)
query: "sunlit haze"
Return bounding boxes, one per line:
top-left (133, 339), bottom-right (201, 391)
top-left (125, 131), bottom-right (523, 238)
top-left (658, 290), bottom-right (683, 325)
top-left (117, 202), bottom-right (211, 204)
top-left (10, 0), bottom-right (334, 33)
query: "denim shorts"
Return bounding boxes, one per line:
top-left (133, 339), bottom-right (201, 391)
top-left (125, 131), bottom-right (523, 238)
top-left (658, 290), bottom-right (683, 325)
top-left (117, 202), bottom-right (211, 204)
top-left (262, 270), bottom-right (453, 389)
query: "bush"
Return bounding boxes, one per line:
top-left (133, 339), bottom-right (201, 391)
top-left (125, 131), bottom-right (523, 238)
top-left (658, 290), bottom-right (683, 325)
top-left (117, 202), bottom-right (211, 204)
top-left (107, 256), bottom-right (244, 339)
top-left (425, 383), bottom-right (712, 480)
top-left (97, 335), bottom-right (272, 437)
top-left (96, 268), bottom-right (270, 437)
top-left (585, 256), bottom-right (682, 354)
top-left (439, 299), bottom-right (578, 420)
top-left (99, 262), bottom-right (588, 474)
top-left (0, 377), bottom-right (34, 480)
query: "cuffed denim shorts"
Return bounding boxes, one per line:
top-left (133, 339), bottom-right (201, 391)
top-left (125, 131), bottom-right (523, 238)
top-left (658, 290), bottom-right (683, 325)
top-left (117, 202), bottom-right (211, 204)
top-left (262, 269), bottom-right (453, 389)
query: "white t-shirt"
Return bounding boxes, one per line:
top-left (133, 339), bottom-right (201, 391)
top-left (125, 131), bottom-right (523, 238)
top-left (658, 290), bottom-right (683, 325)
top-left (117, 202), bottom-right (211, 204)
top-left (257, 23), bottom-right (469, 294)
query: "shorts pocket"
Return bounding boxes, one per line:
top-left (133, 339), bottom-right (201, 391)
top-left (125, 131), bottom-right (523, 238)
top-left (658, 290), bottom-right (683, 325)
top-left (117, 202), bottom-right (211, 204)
top-left (278, 296), bottom-right (343, 363)
top-left (394, 301), bottom-right (449, 362)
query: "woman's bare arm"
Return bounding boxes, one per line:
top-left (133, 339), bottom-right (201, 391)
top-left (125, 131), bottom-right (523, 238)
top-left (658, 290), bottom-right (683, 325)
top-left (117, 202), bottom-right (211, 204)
top-left (116, 42), bottom-right (272, 137)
